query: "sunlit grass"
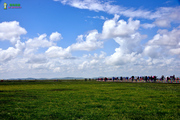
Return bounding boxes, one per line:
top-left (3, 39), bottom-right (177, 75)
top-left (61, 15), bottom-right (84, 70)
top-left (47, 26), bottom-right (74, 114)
top-left (0, 81), bottom-right (179, 120)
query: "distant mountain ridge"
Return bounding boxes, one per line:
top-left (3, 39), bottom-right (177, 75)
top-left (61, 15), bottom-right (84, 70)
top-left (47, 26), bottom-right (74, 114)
top-left (5, 77), bottom-right (85, 80)
top-left (3, 76), bottom-right (180, 80)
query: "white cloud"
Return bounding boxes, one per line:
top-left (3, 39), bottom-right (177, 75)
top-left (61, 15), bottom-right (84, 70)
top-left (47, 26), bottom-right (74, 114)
top-left (54, 0), bottom-right (180, 29)
top-left (1, 7), bottom-right (180, 79)
top-left (146, 27), bottom-right (180, 54)
top-left (153, 7), bottom-right (180, 27)
top-left (101, 15), bottom-right (140, 39)
top-left (78, 59), bottom-right (99, 70)
top-left (99, 51), bottom-right (106, 59)
top-left (0, 40), bottom-right (25, 62)
top-left (105, 49), bottom-right (141, 66)
top-left (29, 63), bottom-right (47, 70)
top-left (58, 0), bottom-right (107, 12)
top-left (25, 34), bottom-right (54, 54)
top-left (0, 21), bottom-right (27, 44)
top-left (141, 23), bottom-right (155, 29)
top-left (71, 14), bottom-right (141, 52)
top-left (71, 15), bottom-right (145, 67)
top-left (54, 0), bottom-right (175, 20)
top-left (71, 30), bottom-right (103, 51)
top-left (91, 16), bottom-right (108, 20)
top-left (83, 51), bottom-right (106, 60)
top-left (120, 9), bottom-right (156, 19)
top-left (15, 40), bottom-right (25, 52)
top-left (50, 32), bottom-right (63, 41)
top-left (100, 16), bottom-right (108, 20)
top-left (53, 67), bottom-right (61, 72)
top-left (26, 54), bottom-right (47, 64)
top-left (104, 20), bottom-right (145, 66)
top-left (78, 61), bottom-right (89, 70)
top-left (101, 14), bottom-right (150, 66)
top-left (143, 45), bottom-right (161, 58)
top-left (143, 26), bottom-right (180, 60)
top-left (115, 33), bottom-right (145, 53)
top-left (169, 48), bottom-right (180, 55)
top-left (76, 34), bottom-right (84, 43)
top-left (26, 34), bottom-right (53, 48)
top-left (90, 59), bottom-right (99, 65)
top-left (71, 15), bottom-right (140, 51)
top-left (105, 34), bottom-right (144, 66)
top-left (154, 19), bottom-right (171, 27)
top-left (0, 47), bottom-right (20, 62)
top-left (45, 46), bottom-right (71, 59)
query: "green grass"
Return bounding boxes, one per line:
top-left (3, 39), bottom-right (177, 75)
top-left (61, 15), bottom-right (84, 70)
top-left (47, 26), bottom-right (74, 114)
top-left (0, 81), bottom-right (179, 120)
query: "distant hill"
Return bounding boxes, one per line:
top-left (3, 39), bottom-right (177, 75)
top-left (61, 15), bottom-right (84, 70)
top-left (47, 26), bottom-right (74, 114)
top-left (7, 78), bottom-right (36, 80)
top-left (59, 77), bottom-right (84, 80)
top-left (6, 77), bottom-right (85, 80)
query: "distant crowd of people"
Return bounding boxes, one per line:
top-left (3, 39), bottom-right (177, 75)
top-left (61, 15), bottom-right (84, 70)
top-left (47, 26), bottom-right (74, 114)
top-left (95, 75), bottom-right (179, 82)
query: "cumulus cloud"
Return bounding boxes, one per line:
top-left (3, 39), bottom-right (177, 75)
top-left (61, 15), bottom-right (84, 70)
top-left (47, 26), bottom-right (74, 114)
top-left (0, 40), bottom-right (25, 62)
top-left (83, 51), bottom-right (106, 60)
top-left (0, 47), bottom-right (20, 62)
top-left (26, 54), bottom-right (48, 64)
top-left (0, 21), bottom-right (27, 44)
top-left (144, 27), bottom-right (180, 57)
top-left (70, 15), bottom-right (141, 51)
top-left (26, 34), bottom-right (53, 48)
top-left (90, 59), bottom-right (99, 65)
top-left (143, 45), bottom-right (161, 58)
top-left (78, 59), bottom-right (100, 70)
top-left (101, 15), bottom-right (140, 39)
top-left (105, 33), bottom-right (144, 66)
top-left (99, 51), bottom-right (106, 59)
top-left (71, 30), bottom-right (103, 51)
top-left (15, 40), bottom-right (25, 52)
top-left (45, 46), bottom-right (72, 59)
top-left (78, 61), bottom-right (89, 70)
top-left (115, 33), bottom-right (145, 53)
top-left (102, 15), bottom-right (148, 66)
top-left (50, 32), bottom-right (63, 41)
top-left (70, 15), bottom-right (146, 67)
top-left (144, 26), bottom-right (180, 58)
top-left (106, 50), bottom-right (141, 66)
top-left (25, 34), bottom-right (54, 54)
top-left (76, 34), bottom-right (84, 43)
top-left (148, 28), bottom-right (180, 46)
top-left (29, 63), bottom-right (48, 70)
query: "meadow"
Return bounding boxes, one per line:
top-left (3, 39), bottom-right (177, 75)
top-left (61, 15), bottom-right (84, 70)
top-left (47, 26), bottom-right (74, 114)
top-left (0, 80), bottom-right (179, 120)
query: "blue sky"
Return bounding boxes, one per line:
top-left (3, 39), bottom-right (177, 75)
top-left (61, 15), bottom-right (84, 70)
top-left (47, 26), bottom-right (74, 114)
top-left (0, 0), bottom-right (180, 79)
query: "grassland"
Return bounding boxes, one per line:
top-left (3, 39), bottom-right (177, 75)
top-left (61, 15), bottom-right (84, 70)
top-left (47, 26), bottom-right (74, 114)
top-left (0, 80), bottom-right (179, 120)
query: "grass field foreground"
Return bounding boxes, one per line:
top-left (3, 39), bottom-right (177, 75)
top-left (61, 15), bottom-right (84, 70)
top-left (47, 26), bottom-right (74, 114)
top-left (0, 81), bottom-right (180, 120)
